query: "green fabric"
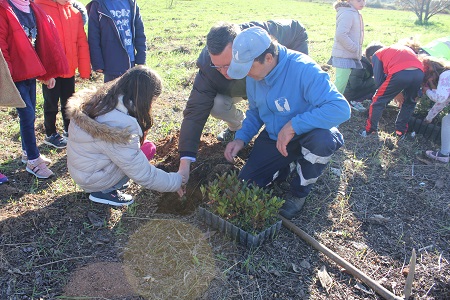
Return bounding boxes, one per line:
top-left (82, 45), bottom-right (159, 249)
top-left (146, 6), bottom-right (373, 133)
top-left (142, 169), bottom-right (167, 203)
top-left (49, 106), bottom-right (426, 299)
top-left (334, 67), bottom-right (352, 93)
top-left (421, 36), bottom-right (450, 60)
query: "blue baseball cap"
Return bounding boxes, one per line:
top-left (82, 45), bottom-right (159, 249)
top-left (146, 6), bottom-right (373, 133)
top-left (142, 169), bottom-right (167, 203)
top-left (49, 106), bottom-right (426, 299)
top-left (227, 27), bottom-right (271, 79)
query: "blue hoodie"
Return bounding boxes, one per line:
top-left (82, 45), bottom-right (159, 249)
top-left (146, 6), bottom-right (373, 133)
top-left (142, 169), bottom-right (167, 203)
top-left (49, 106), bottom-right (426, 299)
top-left (235, 45), bottom-right (351, 143)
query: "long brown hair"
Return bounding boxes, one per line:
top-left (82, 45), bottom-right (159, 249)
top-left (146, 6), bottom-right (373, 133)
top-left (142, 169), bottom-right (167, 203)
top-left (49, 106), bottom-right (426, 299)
top-left (421, 56), bottom-right (450, 89)
top-left (81, 66), bottom-right (162, 134)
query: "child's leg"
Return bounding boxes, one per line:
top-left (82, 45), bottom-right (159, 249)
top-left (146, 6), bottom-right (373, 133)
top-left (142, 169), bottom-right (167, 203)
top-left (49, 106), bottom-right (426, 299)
top-left (365, 73), bottom-right (403, 133)
top-left (59, 77), bottom-right (75, 133)
top-left (334, 68), bottom-right (352, 94)
top-left (395, 69), bottom-right (424, 134)
top-left (16, 79), bottom-right (40, 160)
top-left (43, 79), bottom-right (61, 137)
top-left (441, 114), bottom-right (450, 155)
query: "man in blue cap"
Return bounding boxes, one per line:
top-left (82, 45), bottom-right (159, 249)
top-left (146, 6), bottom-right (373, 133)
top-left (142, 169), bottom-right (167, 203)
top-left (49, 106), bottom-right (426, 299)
top-left (177, 20), bottom-right (308, 187)
top-left (224, 27), bottom-right (351, 219)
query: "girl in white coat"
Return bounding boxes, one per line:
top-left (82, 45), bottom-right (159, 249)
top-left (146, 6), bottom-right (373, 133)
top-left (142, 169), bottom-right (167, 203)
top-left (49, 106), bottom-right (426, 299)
top-left (66, 66), bottom-right (184, 206)
top-left (422, 56), bottom-right (450, 163)
top-left (329, 0), bottom-right (366, 95)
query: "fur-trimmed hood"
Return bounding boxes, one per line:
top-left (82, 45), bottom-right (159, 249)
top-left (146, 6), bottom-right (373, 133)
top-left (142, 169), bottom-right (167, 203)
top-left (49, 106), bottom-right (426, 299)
top-left (66, 89), bottom-right (142, 145)
top-left (334, 1), bottom-right (351, 10)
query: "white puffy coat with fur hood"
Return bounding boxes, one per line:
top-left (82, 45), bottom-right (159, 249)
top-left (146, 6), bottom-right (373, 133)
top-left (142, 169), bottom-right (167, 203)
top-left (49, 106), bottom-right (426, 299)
top-left (66, 90), bottom-right (182, 193)
top-left (331, 1), bottom-right (363, 60)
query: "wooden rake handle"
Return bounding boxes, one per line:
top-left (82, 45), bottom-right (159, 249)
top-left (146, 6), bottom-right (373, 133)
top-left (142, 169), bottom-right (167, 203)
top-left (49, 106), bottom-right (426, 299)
top-left (280, 216), bottom-right (404, 300)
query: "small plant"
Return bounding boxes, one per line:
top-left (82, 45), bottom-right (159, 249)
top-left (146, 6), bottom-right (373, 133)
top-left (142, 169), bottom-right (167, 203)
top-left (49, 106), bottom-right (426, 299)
top-left (200, 171), bottom-right (284, 235)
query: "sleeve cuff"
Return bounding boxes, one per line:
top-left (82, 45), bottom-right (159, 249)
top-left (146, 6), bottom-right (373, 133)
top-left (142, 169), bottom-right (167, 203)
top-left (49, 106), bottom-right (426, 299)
top-left (180, 156), bottom-right (196, 162)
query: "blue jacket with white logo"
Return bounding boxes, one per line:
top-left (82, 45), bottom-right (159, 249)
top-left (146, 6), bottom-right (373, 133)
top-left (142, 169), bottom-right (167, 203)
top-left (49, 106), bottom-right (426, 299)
top-left (235, 45), bottom-right (351, 143)
top-left (86, 0), bottom-right (146, 76)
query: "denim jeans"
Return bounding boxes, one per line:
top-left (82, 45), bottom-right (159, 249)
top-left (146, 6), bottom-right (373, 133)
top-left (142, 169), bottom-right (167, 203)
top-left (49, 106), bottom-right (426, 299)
top-left (16, 79), bottom-right (40, 160)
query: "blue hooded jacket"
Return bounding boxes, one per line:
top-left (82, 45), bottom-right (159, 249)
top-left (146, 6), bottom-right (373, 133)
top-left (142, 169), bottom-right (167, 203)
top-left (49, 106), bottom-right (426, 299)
top-left (235, 45), bottom-right (351, 143)
top-left (86, 0), bottom-right (146, 76)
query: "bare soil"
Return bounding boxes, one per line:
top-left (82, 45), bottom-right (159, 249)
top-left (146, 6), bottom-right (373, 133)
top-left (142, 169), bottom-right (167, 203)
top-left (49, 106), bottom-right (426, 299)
top-left (0, 100), bottom-right (449, 299)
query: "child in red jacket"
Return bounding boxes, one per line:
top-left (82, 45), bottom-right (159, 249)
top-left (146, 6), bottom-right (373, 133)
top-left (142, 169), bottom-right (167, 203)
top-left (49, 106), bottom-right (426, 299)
top-left (362, 42), bottom-right (424, 138)
top-left (0, 0), bottom-right (68, 178)
top-left (35, 0), bottom-right (91, 149)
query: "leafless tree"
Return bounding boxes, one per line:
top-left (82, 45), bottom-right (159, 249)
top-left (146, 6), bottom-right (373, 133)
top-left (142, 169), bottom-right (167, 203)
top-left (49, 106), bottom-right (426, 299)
top-left (396, 0), bottom-right (450, 24)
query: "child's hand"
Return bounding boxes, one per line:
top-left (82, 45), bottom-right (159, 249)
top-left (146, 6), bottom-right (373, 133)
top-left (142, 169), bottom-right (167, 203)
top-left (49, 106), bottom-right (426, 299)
top-left (44, 78), bottom-right (56, 89)
top-left (177, 186), bottom-right (186, 197)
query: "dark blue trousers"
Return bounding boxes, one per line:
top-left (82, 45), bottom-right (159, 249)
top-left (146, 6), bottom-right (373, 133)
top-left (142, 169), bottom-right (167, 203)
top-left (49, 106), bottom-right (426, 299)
top-left (366, 69), bottom-right (424, 134)
top-left (239, 128), bottom-right (344, 198)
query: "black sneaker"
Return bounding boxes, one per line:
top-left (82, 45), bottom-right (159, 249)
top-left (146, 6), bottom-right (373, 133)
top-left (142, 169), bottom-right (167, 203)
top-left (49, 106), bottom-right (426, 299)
top-left (44, 133), bottom-right (67, 149)
top-left (89, 190), bottom-right (134, 206)
top-left (217, 128), bottom-right (235, 142)
top-left (279, 196), bottom-right (306, 220)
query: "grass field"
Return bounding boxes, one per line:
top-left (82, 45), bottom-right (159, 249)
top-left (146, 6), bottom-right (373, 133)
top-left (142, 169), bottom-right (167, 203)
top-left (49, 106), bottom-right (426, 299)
top-left (1, 0), bottom-right (449, 299)
top-left (131, 0), bottom-right (449, 91)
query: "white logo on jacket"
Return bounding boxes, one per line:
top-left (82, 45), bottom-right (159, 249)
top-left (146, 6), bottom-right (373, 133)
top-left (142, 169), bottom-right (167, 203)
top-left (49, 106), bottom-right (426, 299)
top-left (275, 97), bottom-right (290, 112)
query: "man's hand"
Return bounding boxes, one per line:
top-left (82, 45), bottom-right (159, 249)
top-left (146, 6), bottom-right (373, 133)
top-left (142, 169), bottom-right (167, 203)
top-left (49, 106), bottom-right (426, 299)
top-left (276, 120), bottom-right (295, 157)
top-left (178, 159), bottom-right (191, 185)
top-left (177, 160), bottom-right (191, 197)
top-left (224, 139), bottom-right (244, 162)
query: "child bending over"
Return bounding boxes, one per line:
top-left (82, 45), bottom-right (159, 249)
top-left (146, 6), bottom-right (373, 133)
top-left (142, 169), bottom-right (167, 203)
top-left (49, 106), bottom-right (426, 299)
top-left (422, 56), bottom-right (450, 163)
top-left (362, 42), bottom-right (424, 138)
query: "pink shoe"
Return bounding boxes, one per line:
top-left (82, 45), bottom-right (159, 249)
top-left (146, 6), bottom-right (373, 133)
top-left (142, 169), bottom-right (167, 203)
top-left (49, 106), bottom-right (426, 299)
top-left (26, 157), bottom-right (54, 179)
top-left (425, 150), bottom-right (449, 163)
top-left (141, 140), bottom-right (156, 160)
top-left (0, 172), bottom-right (8, 184)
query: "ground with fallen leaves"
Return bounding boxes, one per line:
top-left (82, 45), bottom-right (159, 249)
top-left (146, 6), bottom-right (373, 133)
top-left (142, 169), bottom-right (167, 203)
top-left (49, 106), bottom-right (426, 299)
top-left (0, 93), bottom-right (449, 299)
